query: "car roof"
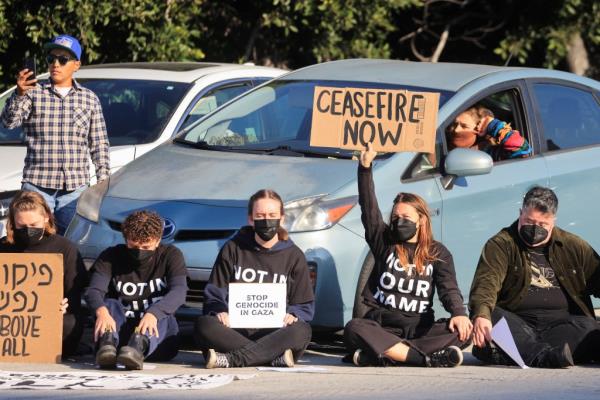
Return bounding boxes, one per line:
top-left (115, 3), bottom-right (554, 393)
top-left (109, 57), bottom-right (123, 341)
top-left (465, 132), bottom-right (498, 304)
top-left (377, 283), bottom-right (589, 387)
top-left (284, 59), bottom-right (600, 92)
top-left (76, 62), bottom-right (286, 83)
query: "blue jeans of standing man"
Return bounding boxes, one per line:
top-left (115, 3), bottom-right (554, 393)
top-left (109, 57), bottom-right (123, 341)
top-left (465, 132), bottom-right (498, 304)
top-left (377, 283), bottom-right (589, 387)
top-left (21, 182), bottom-right (87, 235)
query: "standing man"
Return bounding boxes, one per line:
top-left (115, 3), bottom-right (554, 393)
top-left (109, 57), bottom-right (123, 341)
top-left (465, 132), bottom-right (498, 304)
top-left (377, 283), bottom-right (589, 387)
top-left (1, 34), bottom-right (110, 234)
top-left (469, 186), bottom-right (600, 368)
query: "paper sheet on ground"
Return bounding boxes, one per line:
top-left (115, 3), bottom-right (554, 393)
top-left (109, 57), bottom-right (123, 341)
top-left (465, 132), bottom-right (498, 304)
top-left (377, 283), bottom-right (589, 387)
top-left (0, 370), bottom-right (255, 390)
top-left (491, 317), bottom-right (529, 369)
top-left (256, 366), bottom-right (328, 373)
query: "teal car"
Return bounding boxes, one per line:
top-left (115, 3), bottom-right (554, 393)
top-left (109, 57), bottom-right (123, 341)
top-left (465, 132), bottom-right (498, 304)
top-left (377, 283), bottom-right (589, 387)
top-left (67, 59), bottom-right (600, 328)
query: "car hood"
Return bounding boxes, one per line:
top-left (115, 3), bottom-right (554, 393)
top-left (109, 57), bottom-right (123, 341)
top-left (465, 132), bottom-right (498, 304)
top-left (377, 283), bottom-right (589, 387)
top-left (107, 143), bottom-right (356, 206)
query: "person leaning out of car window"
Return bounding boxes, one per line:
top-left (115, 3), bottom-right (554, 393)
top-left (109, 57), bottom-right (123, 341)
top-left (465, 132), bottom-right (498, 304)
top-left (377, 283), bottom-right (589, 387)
top-left (0, 190), bottom-right (88, 358)
top-left (343, 143), bottom-right (472, 368)
top-left (470, 186), bottom-right (600, 368)
top-left (85, 210), bottom-right (187, 370)
top-left (446, 105), bottom-right (531, 161)
top-left (195, 189), bottom-right (314, 369)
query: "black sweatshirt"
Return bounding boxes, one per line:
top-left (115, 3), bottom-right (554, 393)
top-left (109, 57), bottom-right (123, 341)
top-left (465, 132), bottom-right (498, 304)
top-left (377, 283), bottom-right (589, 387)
top-left (0, 234), bottom-right (88, 314)
top-left (203, 227), bottom-right (315, 322)
top-left (85, 244), bottom-right (188, 320)
top-left (358, 164), bottom-right (467, 318)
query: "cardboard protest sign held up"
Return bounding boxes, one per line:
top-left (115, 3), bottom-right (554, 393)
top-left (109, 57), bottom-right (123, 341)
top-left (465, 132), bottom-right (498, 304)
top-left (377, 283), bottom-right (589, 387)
top-left (0, 253), bottom-right (64, 363)
top-left (228, 283), bottom-right (286, 329)
top-left (310, 86), bottom-right (439, 153)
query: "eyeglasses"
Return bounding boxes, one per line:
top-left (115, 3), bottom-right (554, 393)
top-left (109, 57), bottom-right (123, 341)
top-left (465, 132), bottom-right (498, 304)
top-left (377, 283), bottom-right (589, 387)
top-left (46, 54), bottom-right (74, 66)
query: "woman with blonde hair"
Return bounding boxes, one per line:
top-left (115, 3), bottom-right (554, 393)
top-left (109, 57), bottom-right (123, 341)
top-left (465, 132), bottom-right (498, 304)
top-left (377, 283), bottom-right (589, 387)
top-left (344, 143), bottom-right (472, 367)
top-left (0, 190), bottom-right (88, 357)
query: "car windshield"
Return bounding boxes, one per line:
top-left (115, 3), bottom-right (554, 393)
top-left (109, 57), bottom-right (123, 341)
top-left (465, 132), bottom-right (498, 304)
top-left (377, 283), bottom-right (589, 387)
top-left (176, 79), bottom-right (453, 158)
top-left (0, 79), bottom-right (191, 146)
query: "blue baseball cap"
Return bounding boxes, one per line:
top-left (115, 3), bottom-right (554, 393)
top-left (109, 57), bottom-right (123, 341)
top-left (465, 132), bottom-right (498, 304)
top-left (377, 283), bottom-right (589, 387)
top-left (43, 35), bottom-right (82, 60)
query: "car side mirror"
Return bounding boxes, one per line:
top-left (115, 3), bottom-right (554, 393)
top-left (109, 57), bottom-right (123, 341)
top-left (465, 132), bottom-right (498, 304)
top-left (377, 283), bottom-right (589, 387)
top-left (440, 148), bottom-right (493, 190)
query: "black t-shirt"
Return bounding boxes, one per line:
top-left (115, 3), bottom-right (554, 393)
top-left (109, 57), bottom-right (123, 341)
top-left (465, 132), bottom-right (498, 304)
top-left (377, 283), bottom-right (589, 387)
top-left (357, 165), bottom-right (467, 318)
top-left (208, 227), bottom-right (315, 306)
top-left (0, 234), bottom-right (87, 314)
top-left (85, 244), bottom-right (187, 319)
top-left (516, 245), bottom-right (570, 314)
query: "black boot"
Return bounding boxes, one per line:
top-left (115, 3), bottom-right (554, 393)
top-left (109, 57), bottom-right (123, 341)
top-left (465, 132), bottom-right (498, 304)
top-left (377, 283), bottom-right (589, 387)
top-left (117, 333), bottom-right (149, 370)
top-left (96, 331), bottom-right (118, 369)
top-left (533, 343), bottom-right (574, 369)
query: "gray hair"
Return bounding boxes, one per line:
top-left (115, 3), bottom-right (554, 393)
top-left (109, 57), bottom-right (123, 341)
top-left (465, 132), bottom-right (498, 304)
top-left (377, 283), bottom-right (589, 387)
top-left (522, 186), bottom-right (558, 215)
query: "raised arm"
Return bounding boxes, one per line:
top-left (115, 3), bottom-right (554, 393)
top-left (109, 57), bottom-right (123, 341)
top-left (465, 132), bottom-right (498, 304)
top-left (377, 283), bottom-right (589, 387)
top-left (358, 142), bottom-right (389, 259)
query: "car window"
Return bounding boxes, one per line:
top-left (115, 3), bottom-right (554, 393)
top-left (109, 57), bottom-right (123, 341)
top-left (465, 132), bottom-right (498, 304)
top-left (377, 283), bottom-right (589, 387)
top-left (533, 83), bottom-right (600, 151)
top-left (405, 88), bottom-right (528, 180)
top-left (0, 88), bottom-right (24, 143)
top-left (179, 79), bottom-right (453, 159)
top-left (79, 79), bottom-right (191, 146)
top-left (180, 82), bottom-right (252, 130)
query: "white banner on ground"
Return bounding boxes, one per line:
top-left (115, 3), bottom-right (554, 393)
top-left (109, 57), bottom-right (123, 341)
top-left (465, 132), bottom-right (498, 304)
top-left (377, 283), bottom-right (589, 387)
top-left (228, 283), bottom-right (286, 328)
top-left (0, 371), bottom-right (255, 390)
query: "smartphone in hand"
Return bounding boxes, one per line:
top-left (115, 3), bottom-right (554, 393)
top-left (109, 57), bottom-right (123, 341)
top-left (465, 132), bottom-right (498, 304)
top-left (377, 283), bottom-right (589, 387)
top-left (22, 57), bottom-right (37, 81)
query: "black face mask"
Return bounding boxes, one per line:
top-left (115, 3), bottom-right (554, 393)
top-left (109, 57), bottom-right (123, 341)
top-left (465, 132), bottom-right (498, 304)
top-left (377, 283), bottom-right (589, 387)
top-left (14, 227), bottom-right (44, 247)
top-left (127, 248), bottom-right (155, 265)
top-left (254, 218), bottom-right (280, 242)
top-left (390, 218), bottom-right (417, 243)
top-left (519, 224), bottom-right (549, 247)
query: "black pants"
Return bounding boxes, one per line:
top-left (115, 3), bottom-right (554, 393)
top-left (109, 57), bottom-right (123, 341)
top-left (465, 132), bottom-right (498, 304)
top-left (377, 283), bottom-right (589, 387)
top-left (62, 312), bottom-right (84, 357)
top-left (474, 307), bottom-right (600, 365)
top-left (345, 311), bottom-right (468, 357)
top-left (194, 315), bottom-right (312, 367)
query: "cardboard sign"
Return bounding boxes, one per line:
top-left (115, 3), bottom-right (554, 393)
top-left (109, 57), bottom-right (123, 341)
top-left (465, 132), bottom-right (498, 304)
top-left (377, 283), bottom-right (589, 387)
top-left (310, 86), bottom-right (439, 153)
top-left (228, 283), bottom-right (286, 329)
top-left (0, 253), bottom-right (64, 363)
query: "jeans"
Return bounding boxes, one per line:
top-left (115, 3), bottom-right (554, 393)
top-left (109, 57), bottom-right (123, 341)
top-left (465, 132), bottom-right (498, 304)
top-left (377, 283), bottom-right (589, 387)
top-left (21, 182), bottom-right (87, 235)
top-left (194, 315), bottom-right (312, 367)
top-left (102, 299), bottom-right (180, 361)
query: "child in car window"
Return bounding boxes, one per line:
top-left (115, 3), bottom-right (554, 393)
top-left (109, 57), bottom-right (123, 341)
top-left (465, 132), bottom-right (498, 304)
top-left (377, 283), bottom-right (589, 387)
top-left (194, 189), bottom-right (314, 369)
top-left (446, 105), bottom-right (532, 161)
top-left (344, 143), bottom-right (472, 368)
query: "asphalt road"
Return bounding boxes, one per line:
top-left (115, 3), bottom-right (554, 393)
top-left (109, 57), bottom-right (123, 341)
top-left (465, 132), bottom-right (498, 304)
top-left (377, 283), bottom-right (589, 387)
top-left (2, 330), bottom-right (599, 400)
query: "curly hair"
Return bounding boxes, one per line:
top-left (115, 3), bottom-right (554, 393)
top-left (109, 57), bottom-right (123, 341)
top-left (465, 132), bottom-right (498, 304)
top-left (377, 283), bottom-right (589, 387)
top-left (5, 191), bottom-right (56, 244)
top-left (121, 210), bottom-right (163, 243)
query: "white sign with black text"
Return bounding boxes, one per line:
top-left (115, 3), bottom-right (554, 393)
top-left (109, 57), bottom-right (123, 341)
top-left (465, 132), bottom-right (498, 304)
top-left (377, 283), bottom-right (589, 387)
top-left (228, 283), bottom-right (286, 329)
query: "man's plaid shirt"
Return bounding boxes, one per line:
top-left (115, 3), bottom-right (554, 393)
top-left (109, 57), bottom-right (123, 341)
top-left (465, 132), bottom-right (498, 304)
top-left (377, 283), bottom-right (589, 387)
top-left (1, 80), bottom-right (110, 190)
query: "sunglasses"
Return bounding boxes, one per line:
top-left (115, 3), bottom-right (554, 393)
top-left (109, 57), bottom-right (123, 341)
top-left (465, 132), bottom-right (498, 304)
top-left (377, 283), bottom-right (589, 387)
top-left (46, 54), bottom-right (75, 66)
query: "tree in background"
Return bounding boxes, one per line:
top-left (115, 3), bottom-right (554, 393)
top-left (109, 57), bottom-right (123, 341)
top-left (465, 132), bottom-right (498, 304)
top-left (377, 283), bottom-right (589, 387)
top-left (0, 0), bottom-right (598, 92)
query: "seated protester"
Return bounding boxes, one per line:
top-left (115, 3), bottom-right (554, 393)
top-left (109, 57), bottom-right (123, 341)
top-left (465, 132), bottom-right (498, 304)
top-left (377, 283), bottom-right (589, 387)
top-left (446, 105), bottom-right (532, 161)
top-left (85, 210), bottom-right (187, 370)
top-left (0, 191), bottom-right (87, 357)
top-left (195, 189), bottom-right (314, 369)
top-left (344, 143), bottom-right (472, 368)
top-left (470, 186), bottom-right (600, 368)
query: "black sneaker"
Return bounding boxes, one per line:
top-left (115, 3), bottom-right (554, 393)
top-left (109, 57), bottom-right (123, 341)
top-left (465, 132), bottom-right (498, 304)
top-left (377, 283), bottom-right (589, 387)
top-left (426, 346), bottom-right (463, 367)
top-left (96, 331), bottom-right (117, 369)
top-left (472, 344), bottom-right (515, 366)
top-left (352, 349), bottom-right (394, 367)
top-left (271, 349), bottom-right (294, 367)
top-left (352, 349), bottom-right (379, 367)
top-left (534, 343), bottom-right (574, 369)
top-left (205, 348), bottom-right (231, 369)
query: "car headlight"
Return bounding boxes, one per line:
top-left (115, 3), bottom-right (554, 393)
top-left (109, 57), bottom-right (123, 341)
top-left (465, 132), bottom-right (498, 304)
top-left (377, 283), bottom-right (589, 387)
top-left (0, 190), bottom-right (19, 219)
top-left (75, 179), bottom-right (109, 223)
top-left (283, 195), bottom-right (357, 232)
